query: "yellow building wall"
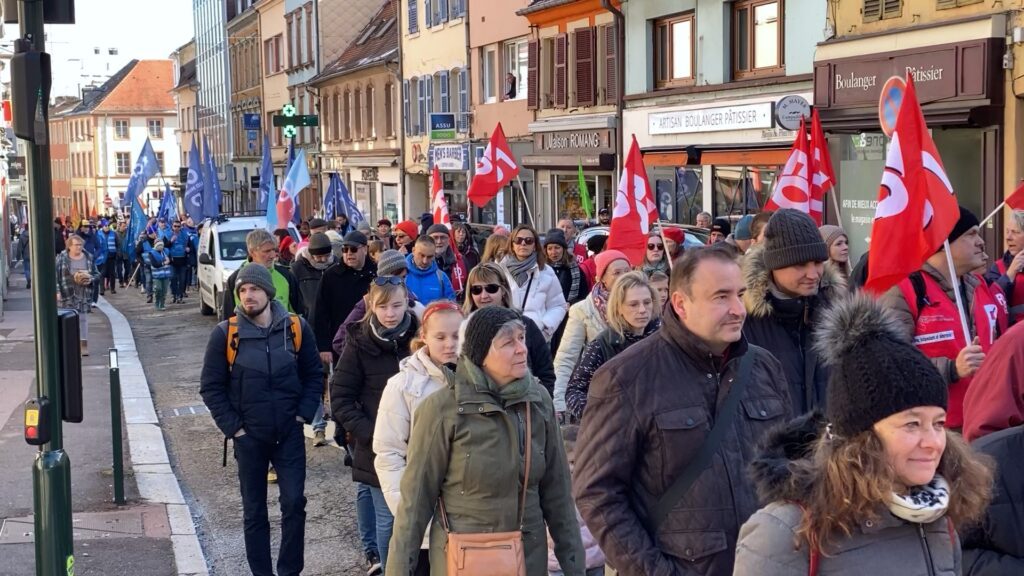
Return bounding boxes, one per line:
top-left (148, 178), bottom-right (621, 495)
top-left (258, 0), bottom-right (289, 167)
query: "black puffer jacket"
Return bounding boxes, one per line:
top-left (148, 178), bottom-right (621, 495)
top-left (331, 315), bottom-right (417, 486)
top-left (963, 425), bottom-right (1024, 575)
top-left (741, 244), bottom-right (847, 414)
top-left (313, 259), bottom-right (377, 353)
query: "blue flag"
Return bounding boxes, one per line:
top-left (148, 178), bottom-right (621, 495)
top-left (338, 176), bottom-right (365, 227)
top-left (202, 136), bottom-right (222, 220)
top-left (184, 137), bottom-right (204, 222)
top-left (125, 190), bottom-right (147, 263)
top-left (260, 133), bottom-right (278, 231)
top-left (125, 138), bottom-right (160, 212)
top-left (323, 173), bottom-right (339, 220)
top-left (157, 183), bottom-right (176, 223)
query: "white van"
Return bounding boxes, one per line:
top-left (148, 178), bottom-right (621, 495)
top-left (196, 216), bottom-right (299, 319)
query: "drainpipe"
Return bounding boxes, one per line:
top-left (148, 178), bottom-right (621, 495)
top-left (396, 0), bottom-right (407, 220)
top-left (600, 0), bottom-right (624, 188)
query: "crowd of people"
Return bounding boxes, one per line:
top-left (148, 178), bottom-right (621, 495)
top-left (30, 202), bottom-right (1021, 576)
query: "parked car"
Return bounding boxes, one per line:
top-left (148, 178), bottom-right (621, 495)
top-left (575, 223), bottom-right (709, 256)
top-left (196, 215), bottom-right (299, 320)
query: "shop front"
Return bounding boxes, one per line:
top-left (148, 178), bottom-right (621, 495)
top-left (469, 140), bottom-right (534, 227)
top-left (814, 33), bottom-right (1005, 260)
top-left (428, 143), bottom-right (471, 222)
top-left (323, 152), bottom-right (402, 224)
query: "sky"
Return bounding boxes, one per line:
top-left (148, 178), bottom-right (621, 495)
top-left (6, 0), bottom-right (194, 99)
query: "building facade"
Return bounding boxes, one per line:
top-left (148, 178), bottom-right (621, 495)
top-left (284, 0), bottom-right (320, 218)
top-left (257, 0), bottom-right (290, 191)
top-left (171, 40), bottom-right (199, 192)
top-left (48, 97), bottom-right (81, 219)
top-left (194, 0), bottom-right (234, 207)
top-left (228, 2), bottom-right (265, 212)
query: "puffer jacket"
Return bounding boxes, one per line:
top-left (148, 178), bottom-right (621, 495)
top-left (742, 244), bottom-right (846, 414)
top-left (573, 309), bottom-right (792, 576)
top-left (552, 297), bottom-right (607, 412)
top-left (199, 300), bottom-right (323, 442)
top-left (331, 315), bottom-right (417, 486)
top-left (734, 412), bottom-right (963, 576)
top-left (386, 357), bottom-right (585, 576)
top-left (962, 426), bottom-right (1024, 575)
top-left (506, 263), bottom-right (568, 339)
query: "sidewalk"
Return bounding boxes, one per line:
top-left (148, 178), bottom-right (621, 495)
top-left (0, 273), bottom-right (206, 575)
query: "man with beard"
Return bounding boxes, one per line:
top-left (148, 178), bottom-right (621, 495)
top-left (291, 231), bottom-right (335, 446)
top-left (200, 264), bottom-right (322, 576)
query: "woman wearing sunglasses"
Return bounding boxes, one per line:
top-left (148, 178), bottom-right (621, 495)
top-left (462, 263), bottom-right (556, 397)
top-left (640, 231), bottom-right (670, 278)
top-left (332, 277), bottom-right (420, 570)
top-left (501, 224), bottom-right (568, 342)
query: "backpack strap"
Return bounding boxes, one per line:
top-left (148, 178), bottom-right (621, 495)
top-left (287, 314), bottom-right (303, 354)
top-left (225, 317), bottom-right (240, 368)
top-left (907, 271), bottom-right (931, 320)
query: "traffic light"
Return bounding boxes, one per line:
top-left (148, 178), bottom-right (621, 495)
top-left (1, 0), bottom-right (75, 24)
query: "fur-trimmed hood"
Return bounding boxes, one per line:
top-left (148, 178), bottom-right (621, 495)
top-left (749, 410), bottom-right (827, 504)
top-left (742, 243), bottom-right (848, 319)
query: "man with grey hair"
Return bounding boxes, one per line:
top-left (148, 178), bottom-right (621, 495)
top-left (221, 228), bottom-right (304, 320)
top-left (695, 211), bottom-right (712, 229)
top-left (985, 209), bottom-right (1024, 324)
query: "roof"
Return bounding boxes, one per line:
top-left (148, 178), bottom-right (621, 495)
top-left (49, 97), bottom-right (81, 117)
top-left (67, 60), bottom-right (139, 115)
top-left (174, 60), bottom-right (198, 91)
top-left (314, 0), bottom-right (397, 83)
top-left (67, 60), bottom-right (176, 115)
top-left (516, 0), bottom-right (579, 16)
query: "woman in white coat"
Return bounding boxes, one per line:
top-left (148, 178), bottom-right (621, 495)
top-left (373, 300), bottom-right (464, 576)
top-left (552, 250), bottom-right (632, 419)
top-left (501, 224), bottom-right (567, 341)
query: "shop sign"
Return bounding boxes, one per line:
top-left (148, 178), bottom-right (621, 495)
top-left (534, 129), bottom-right (613, 154)
top-left (648, 103), bottom-right (774, 135)
top-left (430, 113), bottom-right (457, 140)
top-left (775, 95), bottom-right (811, 131)
top-left (429, 143), bottom-right (470, 171)
top-left (243, 113), bottom-right (261, 131)
top-left (8, 155), bottom-right (24, 179)
top-left (361, 168), bottom-right (379, 182)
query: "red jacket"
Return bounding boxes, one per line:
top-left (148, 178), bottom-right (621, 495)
top-left (963, 320), bottom-right (1024, 442)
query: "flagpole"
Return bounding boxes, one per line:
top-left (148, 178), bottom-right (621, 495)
top-left (829, 187), bottom-right (842, 223)
top-left (978, 201), bottom-right (1006, 229)
top-left (657, 220), bottom-right (674, 271)
top-left (515, 175), bottom-right (535, 227)
top-left (942, 239), bottom-right (973, 347)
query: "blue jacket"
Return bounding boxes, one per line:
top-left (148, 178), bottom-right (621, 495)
top-left (91, 231), bottom-right (108, 267)
top-left (147, 247), bottom-right (173, 279)
top-left (403, 254), bottom-right (455, 305)
top-left (156, 226), bottom-right (173, 243)
top-left (79, 230), bottom-right (101, 258)
top-left (167, 230), bottom-right (189, 258)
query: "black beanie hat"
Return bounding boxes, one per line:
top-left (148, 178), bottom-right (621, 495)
top-left (711, 217), bottom-right (731, 236)
top-left (815, 294), bottom-right (947, 438)
top-left (763, 209), bottom-right (829, 271)
top-left (463, 307), bottom-right (523, 366)
top-left (544, 229), bottom-right (568, 249)
top-left (947, 205), bottom-right (979, 244)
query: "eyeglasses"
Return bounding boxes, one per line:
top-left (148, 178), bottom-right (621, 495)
top-left (512, 236), bottom-right (535, 246)
top-left (373, 276), bottom-right (404, 286)
top-left (341, 245), bottom-right (362, 254)
top-left (647, 243), bottom-right (664, 251)
top-left (470, 283), bottom-right (502, 296)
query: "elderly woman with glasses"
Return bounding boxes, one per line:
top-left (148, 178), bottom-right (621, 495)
top-left (57, 233), bottom-right (100, 356)
top-left (462, 263), bottom-right (556, 397)
top-left (501, 224), bottom-right (568, 341)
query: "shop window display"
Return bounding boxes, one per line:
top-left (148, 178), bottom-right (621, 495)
top-left (650, 166), bottom-right (703, 224)
top-left (556, 174), bottom-right (612, 221)
top-left (712, 165), bottom-right (778, 219)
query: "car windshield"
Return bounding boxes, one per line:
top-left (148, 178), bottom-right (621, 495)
top-left (219, 230), bottom-right (251, 261)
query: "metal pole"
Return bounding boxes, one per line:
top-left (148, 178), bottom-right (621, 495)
top-left (18, 0), bottom-right (75, 573)
top-left (108, 349), bottom-right (125, 505)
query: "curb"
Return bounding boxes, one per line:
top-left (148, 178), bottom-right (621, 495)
top-left (96, 297), bottom-right (209, 576)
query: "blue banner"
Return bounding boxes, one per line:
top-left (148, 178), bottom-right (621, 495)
top-left (124, 139), bottom-right (159, 209)
top-left (338, 176), bottom-right (365, 227)
top-left (202, 136), bottom-right (222, 220)
top-left (157, 183), bottom-right (176, 223)
top-left (184, 137), bottom-right (204, 222)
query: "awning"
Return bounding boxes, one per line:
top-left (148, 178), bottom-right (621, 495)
top-left (817, 99), bottom-right (1002, 132)
top-left (642, 143), bottom-right (791, 167)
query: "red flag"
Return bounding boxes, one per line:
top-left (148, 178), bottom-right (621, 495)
top-left (607, 136), bottom-right (658, 266)
top-left (865, 77), bottom-right (959, 295)
top-left (1006, 181), bottom-right (1024, 211)
top-left (808, 110), bottom-right (835, 225)
top-left (432, 166), bottom-right (468, 293)
top-left (275, 190), bottom-right (295, 230)
top-left (764, 119), bottom-right (811, 218)
top-left (467, 123), bottom-right (520, 207)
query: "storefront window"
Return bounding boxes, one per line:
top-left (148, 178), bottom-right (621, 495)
top-left (441, 172), bottom-right (469, 218)
top-left (555, 173), bottom-right (613, 221)
top-left (712, 165), bottom-right (778, 219)
top-left (353, 181), bottom-right (375, 221)
top-left (649, 166), bottom-right (703, 224)
top-left (382, 183), bottom-right (400, 223)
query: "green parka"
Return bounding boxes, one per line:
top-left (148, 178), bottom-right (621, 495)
top-left (386, 358), bottom-right (585, 576)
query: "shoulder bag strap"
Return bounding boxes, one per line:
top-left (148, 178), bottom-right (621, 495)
top-left (521, 271), bottom-right (535, 309)
top-left (647, 351), bottom-right (754, 533)
top-left (518, 404), bottom-right (532, 530)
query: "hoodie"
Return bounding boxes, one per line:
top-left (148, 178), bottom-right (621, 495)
top-left (403, 254), bottom-right (455, 305)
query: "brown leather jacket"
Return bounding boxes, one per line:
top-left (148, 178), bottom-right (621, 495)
top-left (573, 310), bottom-right (792, 576)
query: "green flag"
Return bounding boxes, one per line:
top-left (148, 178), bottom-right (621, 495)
top-left (578, 157), bottom-right (592, 220)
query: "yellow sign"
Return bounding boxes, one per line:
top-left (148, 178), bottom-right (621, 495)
top-left (25, 409), bottom-right (38, 427)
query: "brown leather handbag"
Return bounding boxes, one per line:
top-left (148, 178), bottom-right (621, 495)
top-left (437, 404), bottom-right (531, 576)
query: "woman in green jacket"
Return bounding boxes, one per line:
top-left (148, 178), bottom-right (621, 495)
top-left (387, 306), bottom-right (585, 576)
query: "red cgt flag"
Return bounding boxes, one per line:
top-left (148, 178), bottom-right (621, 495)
top-left (607, 135), bottom-right (659, 266)
top-left (808, 110), bottom-right (836, 225)
top-left (467, 122), bottom-right (520, 207)
top-left (764, 119), bottom-right (812, 219)
top-left (1005, 181), bottom-right (1024, 211)
top-left (865, 76), bottom-right (959, 295)
top-left (432, 166), bottom-right (468, 293)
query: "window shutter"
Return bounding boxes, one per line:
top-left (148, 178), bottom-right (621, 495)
top-left (417, 79), bottom-right (425, 135)
top-left (574, 28), bottom-right (596, 107)
top-left (439, 0), bottom-right (448, 24)
top-left (403, 80), bottom-right (411, 135)
top-left (408, 0), bottom-right (418, 34)
top-left (527, 39), bottom-right (539, 110)
top-left (425, 75), bottom-right (434, 132)
top-left (425, 0), bottom-right (433, 28)
top-left (605, 25), bottom-right (618, 104)
top-left (862, 0), bottom-right (881, 22)
top-left (458, 68), bottom-right (469, 133)
top-left (440, 70), bottom-right (450, 112)
top-left (554, 34), bottom-right (567, 108)
top-left (936, 0), bottom-right (956, 6)
top-left (884, 0), bottom-right (903, 16)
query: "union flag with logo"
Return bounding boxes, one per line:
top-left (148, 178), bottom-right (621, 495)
top-left (764, 119), bottom-right (811, 218)
top-left (607, 135), bottom-right (659, 266)
top-left (467, 123), bottom-right (520, 207)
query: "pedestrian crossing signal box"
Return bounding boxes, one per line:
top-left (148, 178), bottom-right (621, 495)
top-left (24, 397), bottom-right (51, 445)
top-left (56, 309), bottom-right (83, 423)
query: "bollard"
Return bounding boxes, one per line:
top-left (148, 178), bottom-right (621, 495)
top-left (108, 348), bottom-right (124, 505)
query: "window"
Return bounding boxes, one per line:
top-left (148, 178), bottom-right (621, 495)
top-left (155, 152), bottom-right (164, 173)
top-left (113, 118), bottom-right (129, 140)
top-left (286, 14), bottom-right (295, 69)
top-left (305, 4), bottom-right (314, 66)
top-left (354, 88), bottom-right (363, 139)
top-left (863, 0), bottom-right (902, 22)
top-left (264, 35), bottom-right (283, 74)
top-left (734, 0), bottom-right (783, 78)
top-left (115, 152), bottom-right (131, 175)
top-left (503, 40), bottom-right (528, 101)
top-left (148, 119), bottom-right (164, 139)
top-left (367, 85), bottom-right (376, 139)
top-left (408, 0), bottom-right (419, 34)
top-left (385, 82), bottom-right (395, 137)
top-left (343, 90), bottom-right (351, 140)
top-left (482, 48), bottom-right (497, 104)
top-left (654, 13), bottom-right (695, 87)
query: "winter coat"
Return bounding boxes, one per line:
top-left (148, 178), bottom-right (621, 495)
top-left (457, 239), bottom-right (481, 273)
top-left (459, 311), bottom-right (556, 398)
top-left (53, 226), bottom-right (66, 255)
top-left (982, 251), bottom-right (1016, 305)
top-left (290, 253), bottom-right (334, 320)
top-left (552, 297), bottom-right (608, 413)
top-left (331, 316), bottom-right (417, 487)
top-left (199, 300), bottom-right (323, 442)
top-left (964, 320), bottom-right (1024, 442)
top-left (313, 259), bottom-right (377, 353)
top-left (147, 248), bottom-right (173, 280)
top-left (56, 250), bottom-right (99, 314)
top-left (403, 254), bottom-right (455, 305)
top-left (386, 358), bottom-right (586, 576)
top-left (962, 426), bottom-right (1024, 575)
top-left (573, 309), bottom-right (792, 576)
top-left (550, 260), bottom-right (590, 305)
top-left (741, 244), bottom-right (847, 414)
top-left (506, 263), bottom-right (567, 339)
top-left (734, 412), bottom-right (963, 576)
top-left (222, 262), bottom-right (304, 320)
top-left (564, 320), bottom-right (660, 421)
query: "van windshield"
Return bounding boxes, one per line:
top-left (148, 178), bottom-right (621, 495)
top-left (219, 230), bottom-right (251, 261)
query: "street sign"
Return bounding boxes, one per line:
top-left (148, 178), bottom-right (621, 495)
top-left (103, 196), bottom-right (113, 207)
top-left (243, 113), bottom-right (261, 131)
top-left (246, 130), bottom-right (258, 153)
top-left (430, 113), bottom-right (456, 140)
top-left (878, 76), bottom-right (906, 138)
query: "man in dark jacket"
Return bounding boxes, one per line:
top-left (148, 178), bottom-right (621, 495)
top-left (53, 218), bottom-right (66, 256)
top-left (199, 264), bottom-right (322, 576)
top-left (312, 230), bottom-right (376, 364)
top-left (222, 229), bottom-right (304, 320)
top-left (574, 244), bottom-right (792, 576)
top-left (741, 209), bottom-right (845, 415)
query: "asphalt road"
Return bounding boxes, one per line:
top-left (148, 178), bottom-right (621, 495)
top-left (106, 285), bottom-right (366, 576)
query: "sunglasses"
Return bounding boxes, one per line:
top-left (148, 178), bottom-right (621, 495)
top-left (647, 243), bottom-right (664, 251)
top-left (513, 236), bottom-right (535, 246)
top-left (341, 245), bottom-right (362, 254)
top-left (373, 276), bottom-right (404, 286)
top-left (470, 283), bottom-right (502, 296)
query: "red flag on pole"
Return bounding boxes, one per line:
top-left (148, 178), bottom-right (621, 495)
top-left (606, 135), bottom-right (659, 266)
top-left (764, 118), bottom-right (811, 218)
top-left (865, 76), bottom-right (959, 295)
top-left (432, 165), bottom-right (468, 293)
top-left (468, 123), bottom-right (520, 207)
top-left (808, 110), bottom-right (836, 225)
top-left (1006, 181), bottom-right (1024, 211)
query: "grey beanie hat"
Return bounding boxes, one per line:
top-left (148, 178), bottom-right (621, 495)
top-left (376, 249), bottom-right (408, 276)
top-left (763, 209), bottom-right (829, 271)
top-left (426, 223), bottom-right (451, 237)
top-left (463, 306), bottom-right (522, 366)
top-left (235, 264), bottom-right (276, 300)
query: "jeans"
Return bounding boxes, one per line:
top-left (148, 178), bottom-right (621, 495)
top-left (91, 274), bottom-right (100, 302)
top-left (234, 424), bottom-right (307, 576)
top-left (153, 278), bottom-right (169, 309)
top-left (144, 265), bottom-right (153, 296)
top-left (368, 485), bottom-right (394, 567)
top-left (311, 403), bottom-right (327, 433)
top-left (355, 482), bottom-right (377, 556)
top-left (22, 259), bottom-right (30, 285)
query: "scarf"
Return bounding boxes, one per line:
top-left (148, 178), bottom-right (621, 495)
top-left (370, 312), bottom-right (414, 343)
top-left (591, 282), bottom-right (610, 320)
top-left (552, 261), bottom-right (584, 302)
top-left (888, 475), bottom-right (950, 525)
top-left (641, 258), bottom-right (670, 277)
top-left (502, 253), bottom-right (537, 287)
top-left (458, 356), bottom-right (532, 406)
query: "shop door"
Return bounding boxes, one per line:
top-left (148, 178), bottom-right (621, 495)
top-left (981, 127), bottom-right (1001, 258)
